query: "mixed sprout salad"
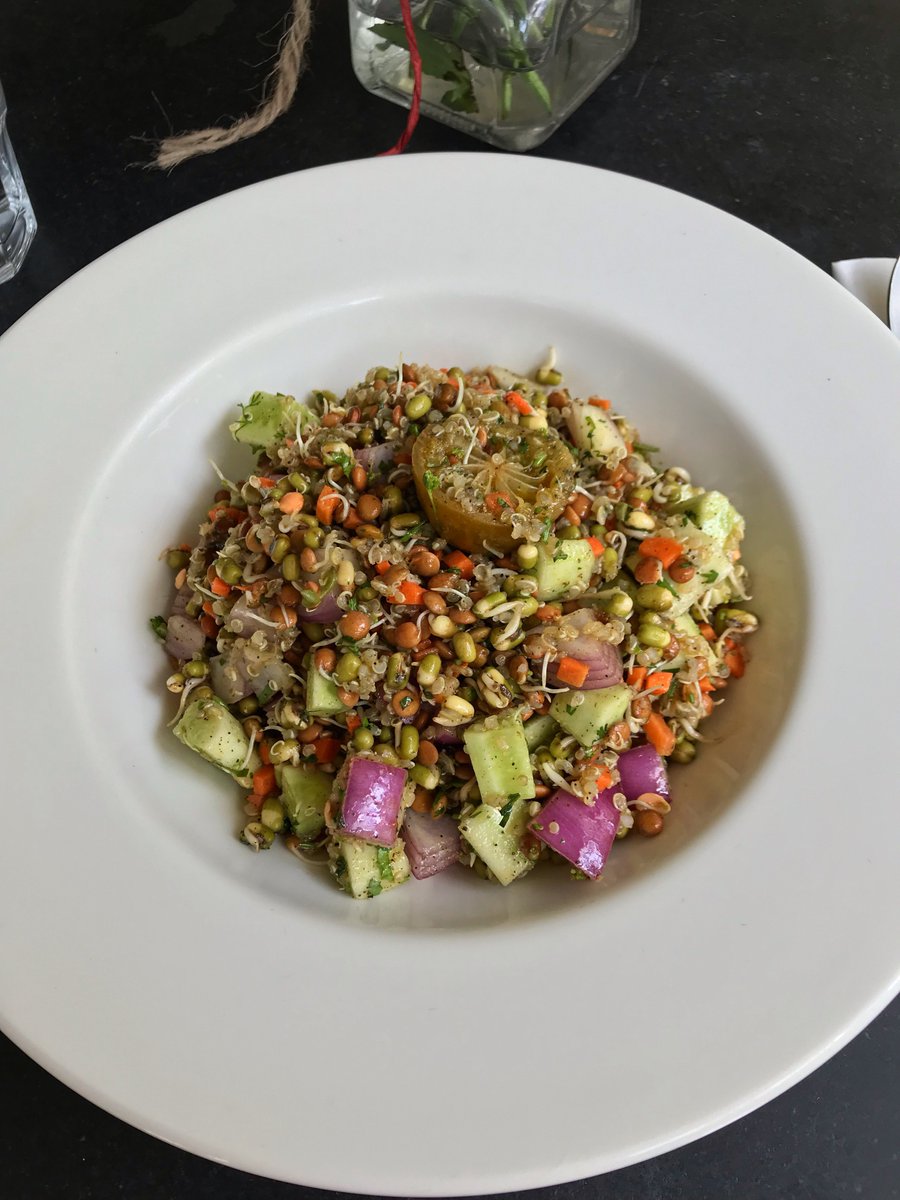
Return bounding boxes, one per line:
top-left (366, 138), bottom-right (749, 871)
top-left (153, 357), bottom-right (757, 898)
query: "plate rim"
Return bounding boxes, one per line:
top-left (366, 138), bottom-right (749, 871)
top-left (2, 153), bottom-right (899, 1194)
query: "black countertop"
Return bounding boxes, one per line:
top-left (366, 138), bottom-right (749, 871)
top-left (1, 2), bottom-right (898, 1197)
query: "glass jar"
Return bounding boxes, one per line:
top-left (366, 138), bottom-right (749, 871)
top-left (349, 0), bottom-right (640, 152)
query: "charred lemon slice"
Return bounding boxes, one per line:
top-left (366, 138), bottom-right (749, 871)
top-left (412, 418), bottom-right (575, 554)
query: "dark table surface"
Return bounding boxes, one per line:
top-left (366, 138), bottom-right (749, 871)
top-left (2, 2), bottom-right (898, 1198)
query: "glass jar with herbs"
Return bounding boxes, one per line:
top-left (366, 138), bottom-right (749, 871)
top-left (349, 0), bottom-right (640, 151)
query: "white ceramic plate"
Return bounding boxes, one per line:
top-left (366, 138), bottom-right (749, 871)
top-left (1, 155), bottom-right (898, 1195)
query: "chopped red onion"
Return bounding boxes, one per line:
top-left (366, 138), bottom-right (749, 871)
top-left (616, 744), bottom-right (670, 803)
top-left (164, 614), bottom-right (206, 662)
top-left (354, 443), bottom-right (395, 475)
top-left (546, 608), bottom-right (623, 690)
top-left (402, 810), bottom-right (461, 879)
top-left (341, 757), bottom-right (408, 847)
top-left (529, 786), bottom-right (620, 879)
top-left (227, 594), bottom-right (279, 640)
top-left (298, 588), bottom-right (342, 623)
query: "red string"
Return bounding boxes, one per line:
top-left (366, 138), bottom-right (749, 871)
top-left (378, 0), bottom-right (422, 155)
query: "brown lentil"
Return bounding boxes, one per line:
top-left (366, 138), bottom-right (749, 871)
top-left (562, 505), bottom-right (581, 526)
top-left (382, 565), bottom-right (407, 588)
top-left (416, 741), bottom-right (439, 768)
top-left (357, 493), bottom-right (382, 523)
top-left (299, 547), bottom-right (318, 572)
top-left (314, 647), bottom-right (337, 673)
top-left (635, 810), bottom-right (665, 837)
top-left (298, 722), bottom-right (323, 744)
top-left (669, 559), bottom-right (696, 584)
top-left (448, 606), bottom-right (475, 625)
top-left (631, 695), bottom-right (652, 721)
top-left (336, 687), bottom-right (357, 706)
top-left (338, 611), bottom-right (371, 640)
top-left (423, 591), bottom-right (448, 614)
top-left (434, 382), bottom-right (457, 410)
top-left (357, 523), bottom-right (383, 540)
top-left (321, 412), bottom-right (341, 427)
top-left (548, 391), bottom-right (568, 409)
top-left (395, 621), bottom-right (421, 649)
top-left (351, 464), bottom-right (367, 491)
top-left (429, 571), bottom-right (456, 591)
top-left (409, 549), bottom-right (441, 577)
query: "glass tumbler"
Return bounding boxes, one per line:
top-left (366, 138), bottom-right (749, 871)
top-left (0, 81), bottom-right (36, 283)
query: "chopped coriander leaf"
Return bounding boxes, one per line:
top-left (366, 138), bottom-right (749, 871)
top-left (367, 878), bottom-right (383, 897)
top-left (498, 798), bottom-right (517, 827)
top-left (701, 569), bottom-right (719, 584)
top-left (149, 615), bottom-right (168, 640)
top-left (376, 847), bottom-right (394, 881)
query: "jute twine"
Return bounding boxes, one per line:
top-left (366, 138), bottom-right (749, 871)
top-left (152, 0), bottom-right (314, 169)
top-left (151, 0), bottom-right (422, 169)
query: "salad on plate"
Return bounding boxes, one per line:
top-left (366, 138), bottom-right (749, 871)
top-left (153, 357), bottom-right (757, 898)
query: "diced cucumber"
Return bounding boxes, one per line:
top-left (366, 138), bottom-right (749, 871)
top-left (229, 391), bottom-right (300, 451)
top-left (306, 667), bottom-right (345, 716)
top-left (666, 524), bottom-right (731, 616)
top-left (523, 712), bottom-right (558, 752)
top-left (280, 764), bottom-right (332, 840)
top-left (533, 539), bottom-right (595, 601)
top-left (459, 802), bottom-right (533, 886)
top-left (686, 490), bottom-right (745, 552)
top-left (566, 402), bottom-right (626, 459)
top-left (550, 684), bottom-right (632, 749)
top-left (463, 711), bottom-right (535, 808)
top-left (173, 696), bottom-right (258, 775)
top-left (328, 836), bottom-right (410, 900)
top-left (672, 612), bottom-right (720, 675)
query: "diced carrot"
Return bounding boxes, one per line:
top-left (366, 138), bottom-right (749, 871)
top-left (556, 657), bottom-right (589, 688)
top-left (485, 491), bottom-right (515, 517)
top-left (395, 452), bottom-right (413, 465)
top-left (346, 714), bottom-right (362, 733)
top-left (210, 575), bottom-right (231, 597)
top-left (724, 648), bottom-right (745, 679)
top-left (535, 603), bottom-right (562, 621)
top-left (343, 507), bottom-right (361, 530)
top-left (178, 543), bottom-right (191, 553)
top-left (702, 693), bottom-right (715, 716)
top-left (638, 537), bottom-right (684, 569)
top-left (644, 713), bottom-right (676, 757)
top-left (627, 666), bottom-right (647, 690)
top-left (505, 390), bottom-right (533, 415)
top-left (444, 550), bottom-right (475, 578)
top-left (394, 580), bottom-right (424, 606)
top-left (314, 738), bottom-right (341, 765)
top-left (278, 491), bottom-right (306, 514)
top-left (200, 614), bottom-right (218, 640)
top-left (252, 764), bottom-right (276, 796)
top-left (201, 600), bottom-right (216, 617)
top-left (698, 622), bottom-right (716, 642)
top-left (645, 671), bottom-right (673, 696)
top-left (594, 767), bottom-right (613, 791)
top-left (375, 560), bottom-right (391, 575)
top-left (256, 476), bottom-right (276, 488)
top-left (588, 397), bottom-right (611, 410)
top-left (258, 742), bottom-right (271, 766)
top-left (698, 675), bottom-right (715, 694)
top-left (585, 535), bottom-right (605, 556)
